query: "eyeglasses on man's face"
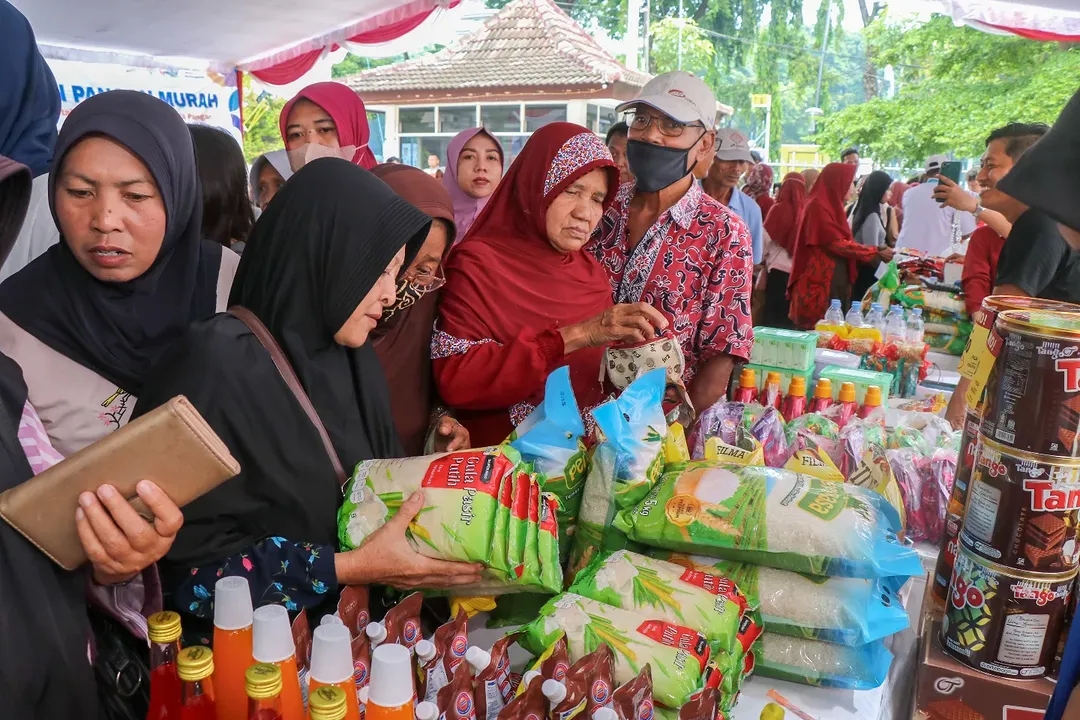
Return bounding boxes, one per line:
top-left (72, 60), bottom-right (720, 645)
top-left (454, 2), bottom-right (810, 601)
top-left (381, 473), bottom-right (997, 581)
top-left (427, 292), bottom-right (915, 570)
top-left (626, 111), bottom-right (705, 138)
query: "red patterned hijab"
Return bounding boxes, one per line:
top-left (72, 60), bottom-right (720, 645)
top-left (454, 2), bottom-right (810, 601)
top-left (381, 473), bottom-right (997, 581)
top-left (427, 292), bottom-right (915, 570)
top-left (789, 162), bottom-right (857, 279)
top-left (440, 121), bottom-right (618, 345)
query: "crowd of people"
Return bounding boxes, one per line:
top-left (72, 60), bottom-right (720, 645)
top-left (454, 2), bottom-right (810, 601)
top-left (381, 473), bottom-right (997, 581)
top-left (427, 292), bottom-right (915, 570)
top-left (2, 0), bottom-right (1080, 715)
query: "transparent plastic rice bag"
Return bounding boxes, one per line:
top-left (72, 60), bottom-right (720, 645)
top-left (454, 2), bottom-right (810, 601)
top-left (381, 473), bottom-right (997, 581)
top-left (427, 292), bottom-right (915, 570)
top-left (754, 634), bottom-right (893, 690)
top-left (613, 462), bottom-right (923, 579)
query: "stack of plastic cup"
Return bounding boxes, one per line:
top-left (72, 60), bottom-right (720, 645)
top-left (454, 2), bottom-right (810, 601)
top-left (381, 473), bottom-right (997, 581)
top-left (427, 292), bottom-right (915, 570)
top-left (253, 605), bottom-right (306, 720)
top-left (213, 577), bottom-right (254, 720)
top-left (311, 623), bottom-right (361, 720)
top-left (366, 644), bottom-right (415, 720)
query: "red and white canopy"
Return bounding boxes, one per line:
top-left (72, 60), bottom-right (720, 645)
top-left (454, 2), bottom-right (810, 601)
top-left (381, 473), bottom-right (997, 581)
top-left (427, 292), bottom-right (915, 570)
top-left (937, 0), bottom-right (1080, 41)
top-left (11, 0), bottom-right (458, 84)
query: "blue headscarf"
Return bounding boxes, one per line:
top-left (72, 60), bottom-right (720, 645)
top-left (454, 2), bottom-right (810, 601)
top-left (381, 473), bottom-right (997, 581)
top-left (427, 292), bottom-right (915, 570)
top-left (0, 1), bottom-right (61, 177)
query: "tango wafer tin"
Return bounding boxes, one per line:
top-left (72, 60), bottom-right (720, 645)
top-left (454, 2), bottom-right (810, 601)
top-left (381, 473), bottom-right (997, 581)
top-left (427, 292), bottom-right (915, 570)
top-left (932, 408), bottom-right (984, 604)
top-left (982, 310), bottom-right (1080, 458)
top-left (942, 547), bottom-right (1076, 679)
top-left (959, 436), bottom-right (1080, 573)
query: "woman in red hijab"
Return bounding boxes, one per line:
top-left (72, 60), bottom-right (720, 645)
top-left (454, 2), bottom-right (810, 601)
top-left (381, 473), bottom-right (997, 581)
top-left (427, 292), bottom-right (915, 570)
top-left (787, 163), bottom-right (893, 329)
top-left (761, 172), bottom-right (807, 327)
top-left (744, 163), bottom-right (775, 218)
top-left (279, 82), bottom-right (377, 170)
top-left (433, 122), bottom-right (667, 446)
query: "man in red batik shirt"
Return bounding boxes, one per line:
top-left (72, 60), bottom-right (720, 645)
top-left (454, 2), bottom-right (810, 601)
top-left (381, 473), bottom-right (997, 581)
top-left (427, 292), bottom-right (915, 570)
top-left (588, 71), bottom-right (754, 412)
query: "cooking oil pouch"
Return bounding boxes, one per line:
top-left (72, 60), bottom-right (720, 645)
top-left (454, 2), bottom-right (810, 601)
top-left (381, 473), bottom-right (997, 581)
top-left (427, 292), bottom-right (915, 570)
top-left (613, 462), bottom-right (923, 579)
top-left (754, 634), bottom-right (893, 690)
top-left (569, 370), bottom-right (665, 575)
top-left (521, 593), bottom-right (710, 708)
top-left (569, 550), bottom-right (747, 651)
top-left (509, 366), bottom-right (590, 557)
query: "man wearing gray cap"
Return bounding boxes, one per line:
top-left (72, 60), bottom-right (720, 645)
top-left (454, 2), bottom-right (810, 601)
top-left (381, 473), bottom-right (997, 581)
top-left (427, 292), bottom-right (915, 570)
top-left (702, 128), bottom-right (764, 265)
top-left (895, 154), bottom-right (976, 256)
top-left (588, 71), bottom-right (754, 412)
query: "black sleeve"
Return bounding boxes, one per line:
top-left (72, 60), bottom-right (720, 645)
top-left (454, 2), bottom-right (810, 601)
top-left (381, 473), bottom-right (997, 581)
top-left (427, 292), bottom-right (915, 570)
top-left (995, 213), bottom-right (1067, 296)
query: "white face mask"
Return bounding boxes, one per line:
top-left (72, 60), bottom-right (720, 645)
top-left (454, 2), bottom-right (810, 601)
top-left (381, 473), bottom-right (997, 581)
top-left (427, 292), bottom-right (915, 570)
top-left (286, 143), bottom-right (359, 172)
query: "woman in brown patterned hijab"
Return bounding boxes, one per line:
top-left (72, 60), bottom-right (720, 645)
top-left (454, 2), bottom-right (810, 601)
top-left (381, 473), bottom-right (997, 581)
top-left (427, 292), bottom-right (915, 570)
top-left (370, 163), bottom-right (467, 454)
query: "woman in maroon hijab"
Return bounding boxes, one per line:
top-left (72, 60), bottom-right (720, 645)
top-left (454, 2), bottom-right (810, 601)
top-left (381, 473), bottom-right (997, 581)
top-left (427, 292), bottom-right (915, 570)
top-left (432, 123), bottom-right (667, 447)
top-left (369, 163), bottom-right (468, 455)
top-left (279, 82), bottom-right (378, 170)
top-left (787, 163), bottom-right (893, 329)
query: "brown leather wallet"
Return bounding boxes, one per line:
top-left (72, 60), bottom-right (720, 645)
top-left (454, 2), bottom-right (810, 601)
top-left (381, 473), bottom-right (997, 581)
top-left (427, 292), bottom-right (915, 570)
top-left (0, 395), bottom-right (240, 570)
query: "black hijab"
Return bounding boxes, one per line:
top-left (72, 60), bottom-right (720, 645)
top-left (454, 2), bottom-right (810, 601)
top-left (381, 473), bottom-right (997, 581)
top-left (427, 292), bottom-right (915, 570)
top-left (132, 158), bottom-right (430, 566)
top-left (998, 87), bottom-right (1080, 233)
top-left (0, 89), bottom-right (223, 395)
top-left (0, 156), bottom-right (98, 718)
top-left (851, 170), bottom-right (894, 237)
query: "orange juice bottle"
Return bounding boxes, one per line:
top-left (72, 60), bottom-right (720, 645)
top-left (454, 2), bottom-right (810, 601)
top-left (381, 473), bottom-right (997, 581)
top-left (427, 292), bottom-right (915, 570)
top-left (213, 577), bottom-right (254, 720)
top-left (246, 663), bottom-right (285, 720)
top-left (253, 605), bottom-right (306, 720)
top-left (309, 624), bottom-right (362, 720)
top-left (365, 645), bottom-right (415, 720)
top-left (309, 686), bottom-right (348, 720)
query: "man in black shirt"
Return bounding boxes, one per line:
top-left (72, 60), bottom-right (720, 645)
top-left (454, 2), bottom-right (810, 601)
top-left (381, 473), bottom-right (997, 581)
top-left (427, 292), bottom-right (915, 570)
top-left (995, 207), bottom-right (1080, 303)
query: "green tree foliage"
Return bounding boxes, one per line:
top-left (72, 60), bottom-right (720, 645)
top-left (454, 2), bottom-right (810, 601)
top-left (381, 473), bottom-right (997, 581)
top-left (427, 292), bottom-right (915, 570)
top-left (241, 88), bottom-right (286, 163)
top-left (816, 15), bottom-right (1080, 165)
top-left (649, 17), bottom-right (715, 76)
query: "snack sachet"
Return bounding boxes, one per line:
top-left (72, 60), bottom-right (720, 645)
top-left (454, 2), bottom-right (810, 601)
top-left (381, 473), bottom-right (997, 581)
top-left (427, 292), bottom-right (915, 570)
top-left (509, 366), bottom-right (591, 557)
top-left (521, 593), bottom-right (710, 708)
top-left (570, 550), bottom-right (747, 651)
top-left (570, 370), bottom-right (666, 575)
top-left (614, 462), bottom-right (923, 579)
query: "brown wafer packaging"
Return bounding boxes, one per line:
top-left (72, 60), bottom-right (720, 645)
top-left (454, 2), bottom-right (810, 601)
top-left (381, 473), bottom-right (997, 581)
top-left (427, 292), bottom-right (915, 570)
top-left (338, 585), bottom-right (371, 637)
top-left (381, 591), bottom-right (424, 649)
top-left (476, 633), bottom-right (520, 720)
top-left (497, 672), bottom-right (549, 720)
top-left (678, 688), bottom-right (720, 720)
top-left (438, 661), bottom-right (478, 720)
top-left (610, 665), bottom-right (652, 720)
top-left (551, 644), bottom-right (613, 720)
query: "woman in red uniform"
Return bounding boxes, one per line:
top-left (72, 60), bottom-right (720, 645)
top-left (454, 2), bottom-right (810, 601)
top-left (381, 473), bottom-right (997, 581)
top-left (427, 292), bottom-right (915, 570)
top-left (432, 122), bottom-right (667, 446)
top-left (787, 162), bottom-right (893, 329)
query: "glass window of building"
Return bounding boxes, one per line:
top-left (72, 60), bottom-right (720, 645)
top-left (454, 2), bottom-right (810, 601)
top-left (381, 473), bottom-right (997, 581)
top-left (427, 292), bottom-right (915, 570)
top-left (439, 105), bottom-right (479, 133)
top-left (399, 107), bottom-right (436, 133)
top-left (524, 104), bottom-right (567, 132)
top-left (480, 104), bottom-right (522, 133)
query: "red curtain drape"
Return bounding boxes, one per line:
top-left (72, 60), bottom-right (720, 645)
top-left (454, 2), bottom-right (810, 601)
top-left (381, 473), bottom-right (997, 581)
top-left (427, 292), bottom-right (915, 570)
top-left (984, 21), bottom-right (1080, 42)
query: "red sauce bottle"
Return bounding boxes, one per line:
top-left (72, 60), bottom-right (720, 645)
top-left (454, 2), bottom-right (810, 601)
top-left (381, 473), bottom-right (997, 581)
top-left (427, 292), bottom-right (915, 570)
top-left (178, 647), bottom-right (217, 720)
top-left (147, 612), bottom-right (183, 720)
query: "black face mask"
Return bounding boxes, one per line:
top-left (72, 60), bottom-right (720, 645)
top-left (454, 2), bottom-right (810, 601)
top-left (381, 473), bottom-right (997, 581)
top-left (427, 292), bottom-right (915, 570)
top-left (626, 137), bottom-right (701, 193)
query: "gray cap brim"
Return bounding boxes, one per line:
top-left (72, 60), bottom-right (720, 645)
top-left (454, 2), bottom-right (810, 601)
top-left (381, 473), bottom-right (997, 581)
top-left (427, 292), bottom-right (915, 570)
top-left (615, 96), bottom-right (706, 126)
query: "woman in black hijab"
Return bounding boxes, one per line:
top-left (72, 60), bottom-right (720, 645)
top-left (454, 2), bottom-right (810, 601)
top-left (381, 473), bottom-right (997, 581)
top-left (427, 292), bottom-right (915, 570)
top-left (133, 158), bottom-right (483, 621)
top-left (849, 170), bottom-right (895, 302)
top-left (0, 155), bottom-right (183, 719)
top-left (0, 90), bottom-right (238, 457)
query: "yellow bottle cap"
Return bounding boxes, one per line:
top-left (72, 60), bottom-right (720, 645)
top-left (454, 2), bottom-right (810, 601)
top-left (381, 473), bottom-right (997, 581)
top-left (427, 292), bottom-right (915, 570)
top-left (787, 376), bottom-right (806, 397)
top-left (309, 686), bottom-right (348, 720)
top-left (765, 371), bottom-right (782, 386)
top-left (863, 385), bottom-right (883, 407)
top-left (839, 381), bottom-right (857, 403)
top-left (245, 663), bottom-right (283, 700)
top-left (147, 611), bottom-right (182, 645)
top-left (813, 378), bottom-right (832, 399)
top-left (177, 646), bottom-right (214, 682)
top-left (739, 368), bottom-right (756, 389)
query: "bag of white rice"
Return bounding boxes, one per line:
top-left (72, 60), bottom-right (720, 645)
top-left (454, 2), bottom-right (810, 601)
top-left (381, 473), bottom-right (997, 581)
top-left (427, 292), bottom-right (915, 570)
top-left (337, 447), bottom-right (520, 566)
top-left (520, 593), bottom-right (710, 708)
top-left (659, 553), bottom-right (909, 646)
top-left (569, 369), bottom-right (666, 575)
top-left (509, 367), bottom-right (591, 557)
top-left (613, 462), bottom-right (922, 579)
top-left (569, 550), bottom-right (748, 651)
top-left (754, 634), bottom-right (893, 690)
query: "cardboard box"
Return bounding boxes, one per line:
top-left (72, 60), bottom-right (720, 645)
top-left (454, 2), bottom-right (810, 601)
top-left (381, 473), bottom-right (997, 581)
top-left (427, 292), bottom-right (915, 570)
top-left (918, 571), bottom-right (945, 637)
top-left (915, 619), bottom-right (1053, 720)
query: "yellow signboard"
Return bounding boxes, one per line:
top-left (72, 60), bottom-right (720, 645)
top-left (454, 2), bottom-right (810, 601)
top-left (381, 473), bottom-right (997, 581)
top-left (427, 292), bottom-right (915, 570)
top-left (751, 94), bottom-right (772, 108)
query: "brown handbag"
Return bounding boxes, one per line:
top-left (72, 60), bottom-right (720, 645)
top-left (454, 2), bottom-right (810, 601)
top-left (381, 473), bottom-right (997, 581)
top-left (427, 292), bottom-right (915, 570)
top-left (228, 306), bottom-right (347, 487)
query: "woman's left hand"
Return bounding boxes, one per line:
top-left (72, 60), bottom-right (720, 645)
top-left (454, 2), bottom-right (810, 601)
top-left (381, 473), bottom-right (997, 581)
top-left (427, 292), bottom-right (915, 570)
top-left (76, 480), bottom-right (184, 585)
top-left (433, 416), bottom-right (470, 452)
